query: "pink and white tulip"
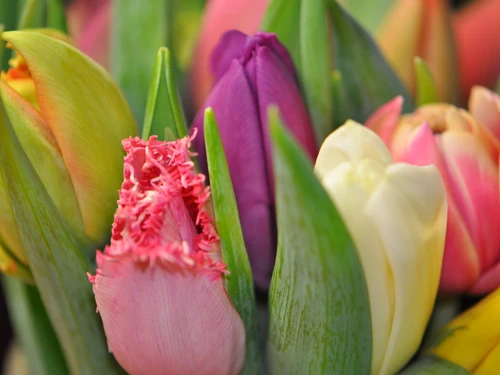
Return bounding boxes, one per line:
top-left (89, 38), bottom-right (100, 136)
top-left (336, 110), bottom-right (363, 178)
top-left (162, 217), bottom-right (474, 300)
top-left (89, 135), bottom-right (245, 375)
top-left (367, 87), bottom-right (500, 295)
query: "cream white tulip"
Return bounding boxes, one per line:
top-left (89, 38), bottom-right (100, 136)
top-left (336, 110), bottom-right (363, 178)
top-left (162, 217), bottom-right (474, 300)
top-left (315, 121), bottom-right (447, 375)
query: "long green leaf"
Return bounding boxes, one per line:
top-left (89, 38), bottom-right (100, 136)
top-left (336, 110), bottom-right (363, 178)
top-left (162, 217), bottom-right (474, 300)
top-left (3, 276), bottom-right (68, 375)
top-left (267, 108), bottom-right (372, 374)
top-left (0, 103), bottom-right (124, 374)
top-left (111, 0), bottom-right (169, 125)
top-left (337, 0), bottom-right (393, 33)
top-left (400, 356), bottom-right (472, 375)
top-left (18, 0), bottom-right (45, 30)
top-left (328, 0), bottom-right (413, 127)
top-left (414, 57), bottom-right (439, 106)
top-left (300, 0), bottom-right (333, 144)
top-left (260, 0), bottom-right (302, 71)
top-left (204, 108), bottom-right (262, 375)
top-left (0, 0), bottom-right (18, 68)
top-left (46, 0), bottom-right (67, 32)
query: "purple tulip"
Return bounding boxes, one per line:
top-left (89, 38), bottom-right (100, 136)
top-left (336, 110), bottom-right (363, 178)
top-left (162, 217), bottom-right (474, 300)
top-left (191, 30), bottom-right (317, 290)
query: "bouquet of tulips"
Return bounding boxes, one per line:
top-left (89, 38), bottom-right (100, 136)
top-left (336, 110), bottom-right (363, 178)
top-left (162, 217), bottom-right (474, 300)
top-left (0, 0), bottom-right (499, 374)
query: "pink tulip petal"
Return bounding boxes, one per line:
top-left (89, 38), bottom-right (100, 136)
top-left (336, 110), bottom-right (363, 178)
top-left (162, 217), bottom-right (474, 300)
top-left (192, 60), bottom-right (275, 289)
top-left (392, 123), bottom-right (481, 294)
top-left (365, 96), bottom-right (404, 145)
top-left (92, 255), bottom-right (245, 375)
top-left (470, 259), bottom-right (500, 295)
top-left (440, 132), bottom-right (500, 275)
top-left (469, 86), bottom-right (500, 143)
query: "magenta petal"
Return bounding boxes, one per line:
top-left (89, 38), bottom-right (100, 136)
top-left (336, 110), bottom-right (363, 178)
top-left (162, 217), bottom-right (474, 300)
top-left (93, 257), bottom-right (245, 375)
top-left (192, 60), bottom-right (275, 289)
top-left (365, 96), bottom-right (404, 145)
top-left (254, 45), bottom-right (317, 189)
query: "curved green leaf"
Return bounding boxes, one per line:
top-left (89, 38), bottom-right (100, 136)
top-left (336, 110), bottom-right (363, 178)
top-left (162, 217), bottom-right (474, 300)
top-left (267, 108), bottom-right (372, 374)
top-left (204, 108), bottom-right (262, 375)
top-left (0, 102), bottom-right (125, 374)
top-left (414, 57), bottom-right (439, 106)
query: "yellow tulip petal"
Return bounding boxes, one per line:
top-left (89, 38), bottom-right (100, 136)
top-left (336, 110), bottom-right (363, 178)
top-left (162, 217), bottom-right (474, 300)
top-left (2, 30), bottom-right (138, 244)
top-left (431, 288), bottom-right (500, 371)
top-left (315, 120), bottom-right (392, 179)
top-left (320, 160), bottom-right (394, 375)
top-left (366, 163), bottom-right (447, 374)
top-left (475, 340), bottom-right (500, 375)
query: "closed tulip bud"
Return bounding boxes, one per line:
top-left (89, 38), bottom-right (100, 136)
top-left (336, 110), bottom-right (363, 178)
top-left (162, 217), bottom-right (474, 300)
top-left (0, 30), bottom-right (136, 280)
top-left (192, 31), bottom-right (317, 290)
top-left (315, 121), bottom-right (447, 375)
top-left (90, 135), bottom-right (245, 375)
top-left (431, 287), bottom-right (500, 373)
top-left (191, 0), bottom-right (269, 108)
top-left (367, 90), bottom-right (500, 295)
top-left (376, 0), bottom-right (459, 103)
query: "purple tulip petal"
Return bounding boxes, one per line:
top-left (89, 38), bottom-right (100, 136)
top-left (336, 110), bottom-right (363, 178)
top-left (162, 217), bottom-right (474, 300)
top-left (253, 45), bottom-right (317, 188)
top-left (193, 60), bottom-right (276, 289)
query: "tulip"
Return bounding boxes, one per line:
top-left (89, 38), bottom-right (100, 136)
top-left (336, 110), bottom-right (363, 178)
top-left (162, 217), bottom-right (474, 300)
top-left (430, 287), bottom-right (500, 374)
top-left (89, 135), bottom-right (245, 375)
top-left (367, 88), bottom-right (500, 295)
top-left (314, 121), bottom-right (447, 375)
top-left (191, 31), bottom-right (317, 290)
top-left (66, 0), bottom-right (110, 68)
top-left (453, 0), bottom-right (500, 102)
top-left (0, 30), bottom-right (137, 280)
top-left (191, 0), bottom-right (269, 108)
top-left (375, 0), bottom-right (459, 104)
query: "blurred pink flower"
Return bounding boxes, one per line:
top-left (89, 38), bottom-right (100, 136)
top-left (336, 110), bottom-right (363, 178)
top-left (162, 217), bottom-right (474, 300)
top-left (89, 135), bottom-right (245, 375)
top-left (66, 0), bottom-right (110, 68)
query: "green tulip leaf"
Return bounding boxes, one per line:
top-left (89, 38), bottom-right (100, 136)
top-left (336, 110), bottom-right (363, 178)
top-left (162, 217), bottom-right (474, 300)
top-left (0, 102), bottom-right (125, 374)
top-left (204, 108), bottom-right (262, 375)
top-left (142, 47), bottom-right (188, 141)
top-left (111, 0), bottom-right (169, 125)
top-left (399, 356), bottom-right (472, 375)
top-left (260, 0), bottom-right (302, 71)
top-left (414, 57), bottom-right (439, 106)
top-left (2, 30), bottom-right (137, 246)
top-left (299, 0), bottom-right (333, 144)
top-left (337, 0), bottom-right (393, 33)
top-left (0, 0), bottom-right (18, 68)
top-left (46, 0), bottom-right (67, 32)
top-left (3, 276), bottom-right (68, 375)
top-left (18, 0), bottom-right (46, 30)
top-left (328, 0), bottom-right (413, 126)
top-left (267, 107), bottom-right (372, 374)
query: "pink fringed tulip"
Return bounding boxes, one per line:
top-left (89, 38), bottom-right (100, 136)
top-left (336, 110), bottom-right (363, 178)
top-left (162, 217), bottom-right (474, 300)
top-left (367, 87), bottom-right (500, 295)
top-left (90, 135), bottom-right (245, 375)
top-left (453, 0), bottom-right (500, 102)
top-left (66, 0), bottom-right (110, 68)
top-left (376, 0), bottom-right (459, 103)
top-left (191, 31), bottom-right (317, 290)
top-left (191, 0), bottom-right (269, 108)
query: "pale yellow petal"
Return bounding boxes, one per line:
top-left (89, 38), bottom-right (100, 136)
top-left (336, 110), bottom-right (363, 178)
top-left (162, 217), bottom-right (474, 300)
top-left (366, 163), bottom-right (447, 374)
top-left (315, 120), bottom-right (392, 179)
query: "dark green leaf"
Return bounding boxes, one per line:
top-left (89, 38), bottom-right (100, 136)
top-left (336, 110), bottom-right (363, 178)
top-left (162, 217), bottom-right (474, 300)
top-left (267, 107), bottom-right (372, 374)
top-left (46, 0), bottom-right (67, 32)
top-left (328, 0), bottom-right (413, 127)
top-left (204, 108), bottom-right (262, 375)
top-left (3, 276), bottom-right (68, 375)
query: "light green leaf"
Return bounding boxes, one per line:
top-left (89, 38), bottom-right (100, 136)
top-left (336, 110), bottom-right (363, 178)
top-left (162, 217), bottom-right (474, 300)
top-left (18, 0), bottom-right (45, 30)
top-left (267, 108), bottom-right (372, 374)
top-left (337, 0), bottom-right (393, 33)
top-left (0, 102), bottom-right (125, 374)
top-left (3, 276), bottom-right (68, 375)
top-left (142, 47), bottom-right (188, 141)
top-left (414, 57), bottom-right (439, 106)
top-left (328, 0), bottom-right (413, 126)
top-left (260, 0), bottom-right (302, 71)
top-left (300, 0), bottom-right (333, 144)
top-left (399, 356), bottom-right (472, 375)
top-left (111, 0), bottom-right (169, 125)
top-left (204, 108), bottom-right (262, 375)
